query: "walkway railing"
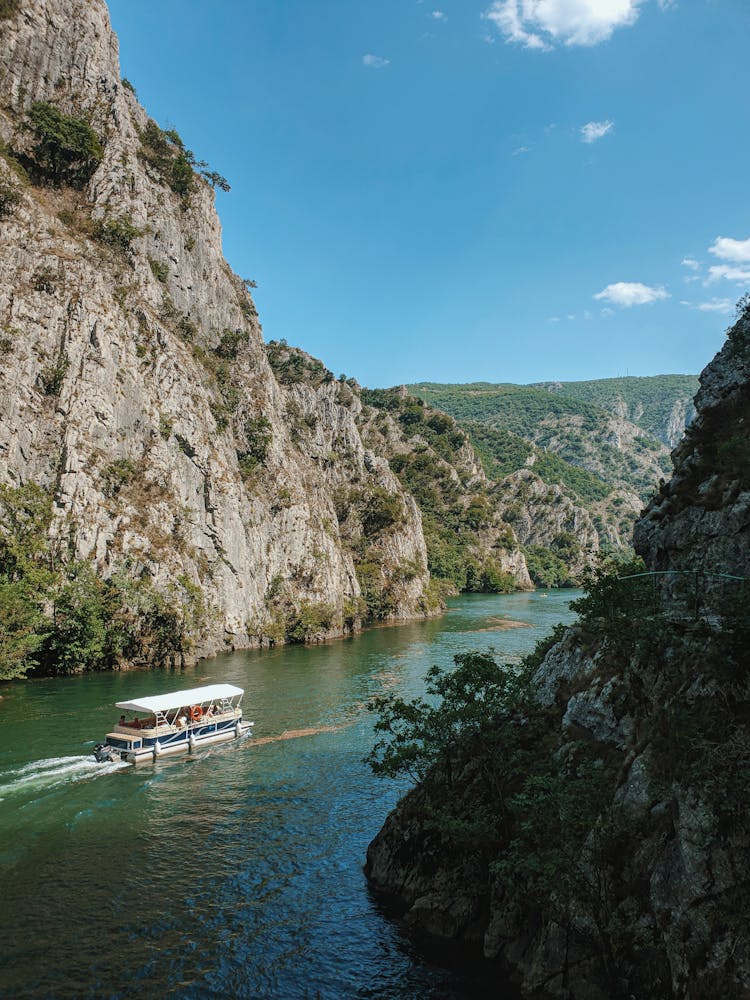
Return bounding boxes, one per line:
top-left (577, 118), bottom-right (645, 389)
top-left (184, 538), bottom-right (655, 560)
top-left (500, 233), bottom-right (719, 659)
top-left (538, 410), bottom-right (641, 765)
top-left (613, 570), bottom-right (748, 621)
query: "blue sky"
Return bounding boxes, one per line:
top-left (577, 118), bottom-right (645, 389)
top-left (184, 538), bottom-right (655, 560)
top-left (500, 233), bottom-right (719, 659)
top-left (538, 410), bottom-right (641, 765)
top-left (108, 0), bottom-right (750, 387)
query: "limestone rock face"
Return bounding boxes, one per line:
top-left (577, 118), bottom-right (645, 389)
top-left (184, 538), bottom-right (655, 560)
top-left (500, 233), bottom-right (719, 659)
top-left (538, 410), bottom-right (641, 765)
top-left (496, 468), bottom-right (601, 559)
top-left (0, 0), bottom-right (534, 658)
top-left (635, 311), bottom-right (750, 583)
top-left (0, 0), bottom-right (436, 655)
top-left (665, 396), bottom-right (696, 448)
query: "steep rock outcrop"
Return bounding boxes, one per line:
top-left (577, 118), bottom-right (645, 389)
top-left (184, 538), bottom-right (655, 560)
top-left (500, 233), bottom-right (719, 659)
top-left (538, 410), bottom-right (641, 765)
top-left (366, 309), bottom-right (750, 998)
top-left (0, 0), bottom-right (533, 664)
top-left (635, 312), bottom-right (750, 580)
top-left (0, 0), bottom-right (435, 656)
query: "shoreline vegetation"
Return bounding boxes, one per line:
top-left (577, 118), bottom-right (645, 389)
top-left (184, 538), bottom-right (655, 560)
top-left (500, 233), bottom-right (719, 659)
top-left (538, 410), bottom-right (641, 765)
top-left (0, 482), bottom-right (206, 682)
top-left (0, 478), bottom-right (551, 683)
top-left (0, 483), bottom-right (570, 684)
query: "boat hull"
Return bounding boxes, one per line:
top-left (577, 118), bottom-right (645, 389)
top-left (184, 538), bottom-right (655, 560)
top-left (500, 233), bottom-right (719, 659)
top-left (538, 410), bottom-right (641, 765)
top-left (99, 719), bottom-right (253, 765)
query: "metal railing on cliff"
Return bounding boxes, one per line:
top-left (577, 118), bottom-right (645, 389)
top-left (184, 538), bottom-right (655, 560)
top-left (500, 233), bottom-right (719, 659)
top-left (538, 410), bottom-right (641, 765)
top-left (614, 570), bottom-right (748, 622)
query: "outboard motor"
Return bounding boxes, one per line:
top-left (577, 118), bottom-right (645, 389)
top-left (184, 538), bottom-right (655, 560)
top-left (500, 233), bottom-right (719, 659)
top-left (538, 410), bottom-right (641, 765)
top-left (94, 743), bottom-right (118, 763)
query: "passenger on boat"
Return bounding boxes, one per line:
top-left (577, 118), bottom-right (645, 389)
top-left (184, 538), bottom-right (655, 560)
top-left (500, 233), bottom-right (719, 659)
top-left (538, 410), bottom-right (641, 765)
top-left (119, 714), bottom-right (127, 726)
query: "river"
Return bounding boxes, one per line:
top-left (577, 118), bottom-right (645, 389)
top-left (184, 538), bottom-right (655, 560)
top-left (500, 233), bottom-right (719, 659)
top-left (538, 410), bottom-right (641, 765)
top-left (0, 590), bottom-right (579, 999)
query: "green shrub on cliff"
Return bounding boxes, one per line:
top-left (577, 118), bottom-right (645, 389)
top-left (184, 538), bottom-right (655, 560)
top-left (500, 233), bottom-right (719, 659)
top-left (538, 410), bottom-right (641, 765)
top-left (25, 102), bottom-right (103, 187)
top-left (138, 119), bottom-right (230, 199)
top-left (94, 214), bottom-right (142, 256)
top-left (0, 0), bottom-right (21, 19)
top-left (266, 340), bottom-right (333, 386)
top-left (214, 327), bottom-right (249, 359)
top-left (139, 120), bottom-right (193, 196)
top-left (360, 487), bottom-right (404, 537)
top-left (237, 416), bottom-right (272, 474)
top-left (38, 355), bottom-right (69, 396)
top-left (0, 483), bottom-right (209, 679)
top-left (367, 651), bottom-right (540, 785)
top-left (0, 178), bottom-right (21, 218)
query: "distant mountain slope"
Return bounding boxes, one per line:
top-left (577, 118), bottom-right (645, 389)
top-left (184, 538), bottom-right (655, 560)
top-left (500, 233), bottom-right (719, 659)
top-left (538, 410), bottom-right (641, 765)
top-left (406, 376), bottom-right (698, 571)
top-left (532, 375), bottom-right (699, 446)
top-left (409, 377), bottom-right (696, 502)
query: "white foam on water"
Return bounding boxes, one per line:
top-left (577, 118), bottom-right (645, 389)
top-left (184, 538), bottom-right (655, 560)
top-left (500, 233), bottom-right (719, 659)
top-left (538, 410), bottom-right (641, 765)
top-left (0, 755), bottom-right (128, 797)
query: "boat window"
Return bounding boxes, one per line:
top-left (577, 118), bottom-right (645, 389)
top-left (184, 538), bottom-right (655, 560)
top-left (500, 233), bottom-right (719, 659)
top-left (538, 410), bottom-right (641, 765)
top-left (109, 737), bottom-right (136, 750)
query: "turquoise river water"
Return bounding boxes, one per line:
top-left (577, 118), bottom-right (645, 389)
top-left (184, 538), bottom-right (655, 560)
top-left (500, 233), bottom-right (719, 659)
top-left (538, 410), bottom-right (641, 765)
top-left (0, 590), bottom-right (579, 999)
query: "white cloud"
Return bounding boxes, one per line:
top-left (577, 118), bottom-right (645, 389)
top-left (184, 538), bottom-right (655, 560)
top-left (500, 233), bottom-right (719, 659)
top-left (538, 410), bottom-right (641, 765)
top-left (548, 316), bottom-right (561, 322)
top-left (431, 10), bottom-right (446, 19)
top-left (512, 145), bottom-right (531, 155)
top-left (600, 307), bottom-right (615, 317)
top-left (483, 0), bottom-right (644, 50)
top-left (362, 54), bottom-right (390, 69)
top-left (682, 298), bottom-right (735, 315)
top-left (682, 237), bottom-right (750, 286)
top-left (594, 282), bottom-right (670, 307)
top-left (709, 236), bottom-right (750, 264)
top-left (580, 120), bottom-right (614, 143)
top-left (706, 264), bottom-right (750, 285)
top-left (697, 299), bottom-right (734, 314)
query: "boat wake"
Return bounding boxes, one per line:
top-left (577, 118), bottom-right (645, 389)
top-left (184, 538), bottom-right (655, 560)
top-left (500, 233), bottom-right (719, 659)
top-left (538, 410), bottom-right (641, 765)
top-left (249, 724), bottom-right (349, 747)
top-left (0, 755), bottom-right (128, 799)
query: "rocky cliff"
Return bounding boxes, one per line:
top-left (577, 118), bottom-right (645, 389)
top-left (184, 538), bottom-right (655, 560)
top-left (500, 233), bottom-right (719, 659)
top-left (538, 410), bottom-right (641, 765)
top-left (366, 307), bottom-right (750, 998)
top-left (0, 0), bottom-right (535, 668)
top-left (261, 360), bottom-right (534, 599)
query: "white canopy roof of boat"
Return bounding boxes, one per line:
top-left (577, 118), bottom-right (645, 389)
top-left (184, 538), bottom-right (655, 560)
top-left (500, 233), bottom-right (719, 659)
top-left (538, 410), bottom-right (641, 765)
top-left (115, 684), bottom-right (244, 714)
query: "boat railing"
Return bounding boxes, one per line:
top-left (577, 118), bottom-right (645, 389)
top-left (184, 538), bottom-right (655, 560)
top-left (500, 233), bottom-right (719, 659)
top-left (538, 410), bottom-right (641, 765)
top-left (113, 706), bottom-right (241, 738)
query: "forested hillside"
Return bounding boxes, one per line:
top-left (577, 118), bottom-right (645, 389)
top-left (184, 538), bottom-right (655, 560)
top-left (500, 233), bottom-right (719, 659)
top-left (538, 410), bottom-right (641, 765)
top-left (407, 377), bottom-right (697, 566)
top-left (533, 374), bottom-right (698, 446)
